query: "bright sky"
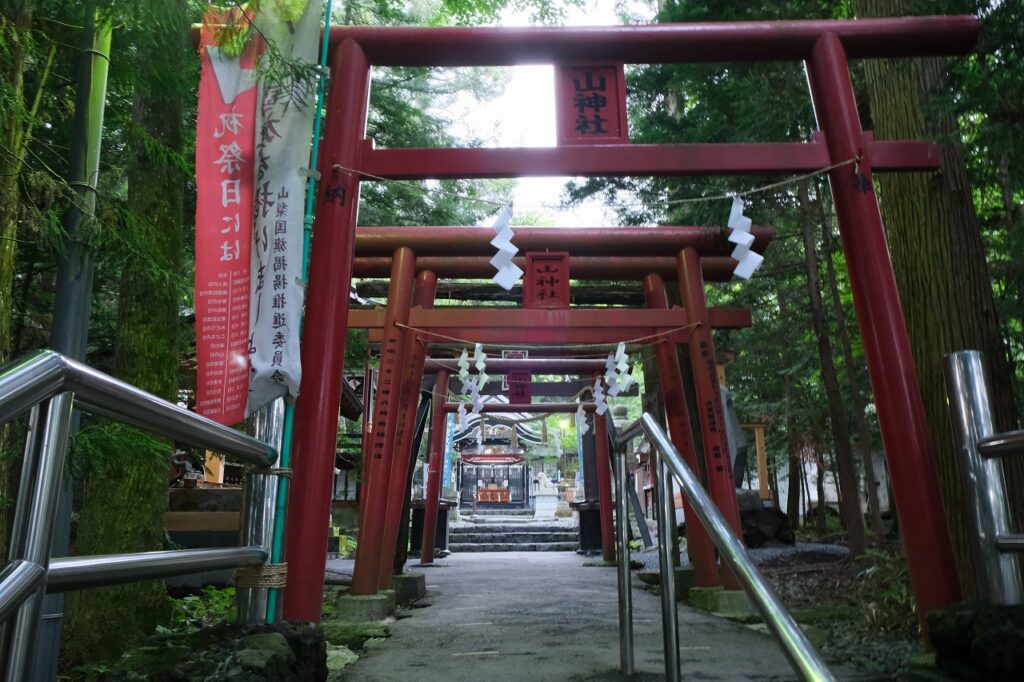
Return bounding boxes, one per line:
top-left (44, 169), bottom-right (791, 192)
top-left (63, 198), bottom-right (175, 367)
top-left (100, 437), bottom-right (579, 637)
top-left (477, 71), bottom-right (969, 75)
top-left (445, 1), bottom-right (654, 227)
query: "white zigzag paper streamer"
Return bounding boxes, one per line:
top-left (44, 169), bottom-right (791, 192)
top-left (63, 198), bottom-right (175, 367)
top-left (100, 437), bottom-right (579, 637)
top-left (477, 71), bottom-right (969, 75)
top-left (490, 205), bottom-right (523, 290)
top-left (726, 196), bottom-right (764, 280)
top-left (593, 377), bottom-right (608, 416)
top-left (457, 349), bottom-right (470, 384)
top-left (576, 403), bottom-right (589, 436)
top-left (457, 402), bottom-right (467, 430)
top-left (472, 343), bottom-right (489, 390)
top-left (604, 343), bottom-right (635, 397)
top-left (468, 381), bottom-right (484, 415)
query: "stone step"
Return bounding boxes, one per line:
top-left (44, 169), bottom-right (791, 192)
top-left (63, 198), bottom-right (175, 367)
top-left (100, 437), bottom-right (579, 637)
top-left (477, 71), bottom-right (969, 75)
top-left (449, 541), bottom-right (578, 552)
top-left (464, 508), bottom-right (535, 516)
top-left (451, 524), bottom-right (575, 535)
top-left (450, 531), bottom-right (579, 544)
top-left (457, 517), bottom-right (553, 525)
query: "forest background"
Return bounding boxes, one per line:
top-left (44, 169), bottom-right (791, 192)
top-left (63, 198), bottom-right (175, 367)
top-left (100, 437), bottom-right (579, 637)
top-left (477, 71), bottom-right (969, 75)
top-left (0, 0), bottom-right (1021, 668)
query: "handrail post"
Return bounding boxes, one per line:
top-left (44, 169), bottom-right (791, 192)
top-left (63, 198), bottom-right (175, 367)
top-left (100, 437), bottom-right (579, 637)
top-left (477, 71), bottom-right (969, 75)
top-left (614, 437), bottom-right (634, 676)
top-left (4, 393), bottom-right (74, 682)
top-left (238, 398), bottom-right (287, 624)
top-left (943, 351), bottom-right (1023, 604)
top-left (655, 452), bottom-right (681, 681)
top-left (641, 413), bottom-right (835, 681)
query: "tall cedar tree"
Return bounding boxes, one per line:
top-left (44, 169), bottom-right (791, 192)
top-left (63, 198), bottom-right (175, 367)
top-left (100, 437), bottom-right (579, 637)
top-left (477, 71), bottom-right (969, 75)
top-left (63, 3), bottom-right (191, 662)
top-left (854, 0), bottom-right (1022, 592)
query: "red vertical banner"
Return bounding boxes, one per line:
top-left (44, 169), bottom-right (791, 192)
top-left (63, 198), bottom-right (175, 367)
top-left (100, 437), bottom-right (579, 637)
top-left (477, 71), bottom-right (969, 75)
top-left (554, 63), bottom-right (628, 146)
top-left (194, 10), bottom-right (258, 425)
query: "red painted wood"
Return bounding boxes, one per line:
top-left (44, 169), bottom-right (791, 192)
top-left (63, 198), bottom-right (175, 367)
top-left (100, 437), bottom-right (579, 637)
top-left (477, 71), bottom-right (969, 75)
top-left (349, 307), bottom-right (753, 335)
top-left (357, 140), bottom-right (940, 180)
top-left (354, 226), bottom-right (774, 258)
top-left (376, 271), bottom-right (437, 588)
top-left (349, 247), bottom-right (416, 595)
top-left (594, 413), bottom-right (616, 562)
top-left (326, 17), bottom-right (978, 64)
top-left (554, 63), bottom-right (628, 145)
top-left (420, 369), bottom-right (450, 565)
top-left (443, 402), bottom-right (594, 413)
top-left (677, 247), bottom-right (743, 590)
top-left (283, 41), bottom-right (370, 622)
top-left (642, 273), bottom-right (720, 588)
top-left (352, 255), bottom-right (740, 282)
top-left (806, 32), bottom-right (961, 622)
top-left (507, 371), bottom-right (532, 404)
top-left (524, 252), bottom-right (571, 308)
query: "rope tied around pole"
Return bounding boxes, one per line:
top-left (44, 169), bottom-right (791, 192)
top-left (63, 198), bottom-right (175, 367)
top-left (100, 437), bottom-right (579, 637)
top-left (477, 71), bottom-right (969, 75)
top-left (235, 562), bottom-right (289, 589)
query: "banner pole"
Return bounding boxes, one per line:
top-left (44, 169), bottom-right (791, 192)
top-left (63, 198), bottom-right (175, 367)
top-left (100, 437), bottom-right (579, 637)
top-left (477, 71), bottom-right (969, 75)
top-left (266, 0), bottom-right (333, 624)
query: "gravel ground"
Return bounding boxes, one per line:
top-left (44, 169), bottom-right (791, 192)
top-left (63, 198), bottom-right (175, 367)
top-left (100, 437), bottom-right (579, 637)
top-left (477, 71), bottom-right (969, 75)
top-left (630, 541), bottom-right (849, 573)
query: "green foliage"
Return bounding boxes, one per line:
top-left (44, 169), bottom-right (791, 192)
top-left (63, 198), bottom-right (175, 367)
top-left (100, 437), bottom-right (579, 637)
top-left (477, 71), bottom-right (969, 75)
top-left (562, 0), bottom-right (894, 522)
top-left (948, 0), bottom-right (1024, 398)
top-left (337, 533), bottom-right (357, 558)
top-left (164, 586), bottom-right (238, 634)
top-left (64, 422), bottom-right (174, 666)
top-left (68, 420), bottom-right (170, 478)
top-left (855, 549), bottom-right (916, 634)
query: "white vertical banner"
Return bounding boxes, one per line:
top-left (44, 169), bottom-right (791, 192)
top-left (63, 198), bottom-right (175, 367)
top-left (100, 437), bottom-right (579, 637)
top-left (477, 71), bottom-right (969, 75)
top-left (246, 0), bottom-right (320, 415)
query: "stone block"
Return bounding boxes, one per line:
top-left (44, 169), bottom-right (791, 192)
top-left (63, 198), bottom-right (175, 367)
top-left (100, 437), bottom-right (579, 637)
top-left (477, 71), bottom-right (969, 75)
top-left (325, 644), bottom-right (359, 671)
top-left (533, 493), bottom-right (559, 519)
top-left (711, 589), bottom-right (754, 618)
top-left (637, 571), bottom-right (660, 587)
top-left (332, 594), bottom-right (393, 622)
top-left (390, 572), bottom-right (426, 604)
top-left (674, 567), bottom-right (696, 602)
top-left (690, 587), bottom-right (754, 619)
top-left (379, 588), bottom-right (397, 614)
top-left (687, 585), bottom-right (723, 611)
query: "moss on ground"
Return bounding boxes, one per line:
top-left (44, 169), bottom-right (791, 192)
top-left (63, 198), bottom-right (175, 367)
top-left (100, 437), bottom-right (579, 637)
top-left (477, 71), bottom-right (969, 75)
top-left (320, 620), bottom-right (390, 650)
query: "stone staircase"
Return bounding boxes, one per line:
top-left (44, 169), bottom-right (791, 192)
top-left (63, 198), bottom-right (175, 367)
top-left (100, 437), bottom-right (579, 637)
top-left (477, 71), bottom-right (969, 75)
top-left (449, 516), bottom-right (578, 552)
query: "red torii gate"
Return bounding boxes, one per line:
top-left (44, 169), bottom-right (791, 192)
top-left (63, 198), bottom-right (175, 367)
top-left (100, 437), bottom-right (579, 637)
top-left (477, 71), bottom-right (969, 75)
top-left (346, 232), bottom-right (770, 589)
top-left (347, 232), bottom-right (769, 590)
top-left (284, 16), bottom-right (977, 624)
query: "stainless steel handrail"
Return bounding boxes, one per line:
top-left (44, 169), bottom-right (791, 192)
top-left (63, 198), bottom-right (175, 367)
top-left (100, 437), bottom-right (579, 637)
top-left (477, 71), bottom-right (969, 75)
top-left (614, 412), bottom-right (835, 682)
top-left (0, 351), bottom-right (282, 681)
top-left (944, 350), bottom-right (1024, 603)
top-left (606, 418), bottom-right (634, 676)
top-left (0, 350), bottom-right (275, 467)
top-left (0, 562), bottom-right (46, 623)
top-left (46, 547), bottom-right (269, 592)
top-left (978, 430), bottom-right (1024, 458)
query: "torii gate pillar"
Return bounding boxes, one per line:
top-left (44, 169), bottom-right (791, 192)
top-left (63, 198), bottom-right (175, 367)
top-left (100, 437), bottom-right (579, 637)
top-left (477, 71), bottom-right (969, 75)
top-left (806, 32), bottom-right (961, 621)
top-left (282, 41), bottom-right (370, 621)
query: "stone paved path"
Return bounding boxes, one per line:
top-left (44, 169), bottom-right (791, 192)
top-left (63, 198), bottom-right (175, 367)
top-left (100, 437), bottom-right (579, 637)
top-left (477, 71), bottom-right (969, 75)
top-left (338, 552), bottom-right (874, 681)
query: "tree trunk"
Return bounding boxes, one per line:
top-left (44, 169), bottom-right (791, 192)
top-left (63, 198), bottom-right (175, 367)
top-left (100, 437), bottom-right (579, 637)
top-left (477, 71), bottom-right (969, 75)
top-left (0, 10), bottom-right (30, 562)
top-left (0, 9), bottom-right (31, 368)
top-left (820, 211), bottom-right (887, 541)
top-left (64, 15), bottom-right (189, 664)
top-left (798, 182), bottom-right (867, 554)
top-left (784, 373), bottom-right (802, 531)
top-left (855, 0), bottom-right (1022, 592)
top-left (815, 453), bottom-right (827, 536)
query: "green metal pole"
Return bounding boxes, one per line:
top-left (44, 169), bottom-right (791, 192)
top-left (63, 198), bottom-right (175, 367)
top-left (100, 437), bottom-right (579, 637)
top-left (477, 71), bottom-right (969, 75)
top-left (38, 15), bottom-right (112, 679)
top-left (266, 0), bottom-right (333, 623)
